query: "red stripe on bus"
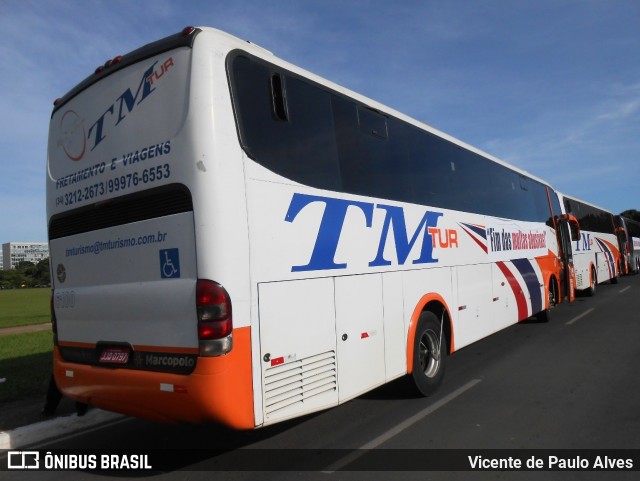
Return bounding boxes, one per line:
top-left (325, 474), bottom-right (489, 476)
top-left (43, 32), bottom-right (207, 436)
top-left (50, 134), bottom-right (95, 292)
top-left (496, 261), bottom-right (529, 321)
top-left (460, 225), bottom-right (488, 253)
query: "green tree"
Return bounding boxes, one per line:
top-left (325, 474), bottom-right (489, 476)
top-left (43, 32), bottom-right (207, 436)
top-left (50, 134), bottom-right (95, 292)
top-left (35, 258), bottom-right (51, 286)
top-left (0, 269), bottom-right (25, 289)
top-left (0, 258), bottom-right (51, 288)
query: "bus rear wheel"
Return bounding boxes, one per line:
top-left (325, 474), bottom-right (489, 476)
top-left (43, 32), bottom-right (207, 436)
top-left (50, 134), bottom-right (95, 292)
top-left (585, 268), bottom-right (596, 297)
top-left (411, 312), bottom-right (446, 396)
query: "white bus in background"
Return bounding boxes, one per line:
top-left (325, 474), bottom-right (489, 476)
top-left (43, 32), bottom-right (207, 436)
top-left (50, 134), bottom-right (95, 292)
top-left (47, 26), bottom-right (577, 430)
top-left (616, 216), bottom-right (640, 274)
top-left (559, 194), bottom-right (621, 295)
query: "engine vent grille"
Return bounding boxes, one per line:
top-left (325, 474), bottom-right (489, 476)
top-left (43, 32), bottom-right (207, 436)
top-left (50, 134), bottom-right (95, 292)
top-left (264, 351), bottom-right (337, 416)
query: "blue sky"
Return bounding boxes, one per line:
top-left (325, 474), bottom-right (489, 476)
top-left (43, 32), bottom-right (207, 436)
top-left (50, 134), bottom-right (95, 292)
top-left (0, 0), bottom-right (638, 243)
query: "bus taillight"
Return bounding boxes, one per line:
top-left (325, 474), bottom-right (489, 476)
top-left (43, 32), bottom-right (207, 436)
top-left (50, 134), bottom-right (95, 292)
top-left (196, 279), bottom-right (233, 356)
top-left (181, 26), bottom-right (196, 36)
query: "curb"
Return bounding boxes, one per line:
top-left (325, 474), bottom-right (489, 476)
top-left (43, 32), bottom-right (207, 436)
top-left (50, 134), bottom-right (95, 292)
top-left (0, 409), bottom-right (125, 449)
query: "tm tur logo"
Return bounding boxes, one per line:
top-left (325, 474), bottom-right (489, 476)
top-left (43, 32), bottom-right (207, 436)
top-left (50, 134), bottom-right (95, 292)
top-left (574, 232), bottom-right (592, 251)
top-left (285, 193), bottom-right (458, 272)
top-left (59, 57), bottom-right (175, 161)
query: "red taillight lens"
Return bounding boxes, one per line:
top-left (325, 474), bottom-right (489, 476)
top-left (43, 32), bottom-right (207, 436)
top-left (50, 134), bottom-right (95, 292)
top-left (196, 280), bottom-right (232, 340)
top-left (198, 320), bottom-right (232, 340)
top-left (182, 26), bottom-right (195, 36)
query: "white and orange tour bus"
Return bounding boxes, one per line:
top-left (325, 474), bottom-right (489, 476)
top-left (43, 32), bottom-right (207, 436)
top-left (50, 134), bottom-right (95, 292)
top-left (558, 194), bottom-right (621, 296)
top-left (47, 27), bottom-right (578, 429)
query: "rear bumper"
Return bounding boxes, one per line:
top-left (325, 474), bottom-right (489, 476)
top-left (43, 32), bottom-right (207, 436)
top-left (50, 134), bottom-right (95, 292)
top-left (54, 326), bottom-right (255, 430)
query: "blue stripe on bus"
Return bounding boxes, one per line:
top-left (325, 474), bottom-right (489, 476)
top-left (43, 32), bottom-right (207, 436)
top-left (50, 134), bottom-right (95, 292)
top-left (594, 238), bottom-right (614, 278)
top-left (460, 222), bottom-right (487, 239)
top-left (511, 258), bottom-right (542, 315)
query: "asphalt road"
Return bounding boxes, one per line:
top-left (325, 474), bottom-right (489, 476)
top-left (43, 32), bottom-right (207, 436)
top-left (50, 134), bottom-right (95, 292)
top-left (5, 274), bottom-right (640, 480)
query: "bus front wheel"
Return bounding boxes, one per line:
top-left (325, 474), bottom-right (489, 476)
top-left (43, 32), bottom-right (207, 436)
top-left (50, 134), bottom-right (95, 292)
top-left (536, 279), bottom-right (556, 323)
top-left (411, 312), bottom-right (446, 396)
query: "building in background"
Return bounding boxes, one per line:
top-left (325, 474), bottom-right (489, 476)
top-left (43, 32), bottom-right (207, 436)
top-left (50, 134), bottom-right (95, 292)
top-left (2, 242), bottom-right (49, 270)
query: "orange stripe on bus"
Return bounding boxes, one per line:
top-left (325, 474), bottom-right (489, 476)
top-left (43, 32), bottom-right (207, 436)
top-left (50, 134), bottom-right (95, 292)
top-left (534, 253), bottom-right (560, 308)
top-left (54, 326), bottom-right (255, 429)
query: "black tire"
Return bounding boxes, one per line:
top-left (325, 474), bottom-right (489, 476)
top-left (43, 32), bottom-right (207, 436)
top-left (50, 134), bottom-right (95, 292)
top-left (536, 280), bottom-right (556, 323)
top-left (611, 262), bottom-right (620, 284)
top-left (411, 312), bottom-right (446, 396)
top-left (536, 310), bottom-right (550, 322)
top-left (585, 268), bottom-right (596, 297)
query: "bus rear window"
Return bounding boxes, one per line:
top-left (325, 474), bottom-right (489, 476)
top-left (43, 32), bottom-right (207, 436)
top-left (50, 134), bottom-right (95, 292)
top-left (49, 183), bottom-right (192, 239)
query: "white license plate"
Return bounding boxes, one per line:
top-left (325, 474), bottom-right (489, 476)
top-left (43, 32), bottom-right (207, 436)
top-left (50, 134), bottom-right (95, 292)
top-left (99, 347), bottom-right (130, 364)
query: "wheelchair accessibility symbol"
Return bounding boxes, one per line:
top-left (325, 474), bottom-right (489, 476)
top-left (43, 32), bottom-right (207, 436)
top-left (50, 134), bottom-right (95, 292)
top-left (160, 248), bottom-right (181, 279)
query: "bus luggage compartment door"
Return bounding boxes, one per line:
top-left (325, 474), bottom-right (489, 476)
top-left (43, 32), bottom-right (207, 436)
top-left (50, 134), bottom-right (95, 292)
top-left (258, 278), bottom-right (339, 425)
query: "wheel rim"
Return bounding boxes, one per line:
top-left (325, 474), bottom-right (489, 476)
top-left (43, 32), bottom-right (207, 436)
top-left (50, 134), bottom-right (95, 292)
top-left (419, 329), bottom-right (441, 378)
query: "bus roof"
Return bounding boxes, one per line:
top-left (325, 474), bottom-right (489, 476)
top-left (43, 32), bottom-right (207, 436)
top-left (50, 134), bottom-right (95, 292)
top-left (52, 27), bottom-right (201, 114)
top-left (559, 192), bottom-right (614, 214)
top-left (53, 25), bottom-right (552, 190)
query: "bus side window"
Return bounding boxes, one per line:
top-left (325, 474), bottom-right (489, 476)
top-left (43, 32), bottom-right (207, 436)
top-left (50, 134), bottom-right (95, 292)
top-left (333, 96), bottom-right (411, 203)
top-left (357, 107), bottom-right (388, 139)
top-left (270, 73), bottom-right (288, 122)
top-left (229, 54), bottom-right (341, 191)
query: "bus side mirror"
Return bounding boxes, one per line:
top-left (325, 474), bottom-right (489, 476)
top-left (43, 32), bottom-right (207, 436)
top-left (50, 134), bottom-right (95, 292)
top-left (567, 215), bottom-right (580, 241)
top-left (561, 214), bottom-right (581, 241)
top-left (570, 222), bottom-right (580, 242)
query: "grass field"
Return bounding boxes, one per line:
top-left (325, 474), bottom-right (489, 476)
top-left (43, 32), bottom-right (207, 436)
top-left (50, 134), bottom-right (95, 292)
top-left (0, 289), bottom-right (53, 404)
top-left (0, 288), bottom-right (50, 329)
top-left (0, 330), bottom-right (53, 403)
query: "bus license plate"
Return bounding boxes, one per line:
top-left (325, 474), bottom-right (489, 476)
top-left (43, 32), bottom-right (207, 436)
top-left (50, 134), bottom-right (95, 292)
top-left (99, 347), bottom-right (130, 364)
